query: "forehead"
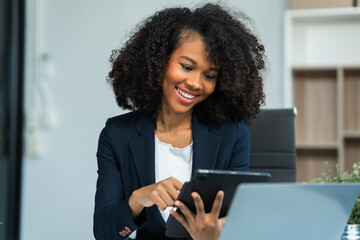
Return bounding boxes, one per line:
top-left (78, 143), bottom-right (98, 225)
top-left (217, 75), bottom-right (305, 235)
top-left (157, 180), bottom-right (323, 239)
top-left (172, 31), bottom-right (215, 66)
top-left (176, 30), bottom-right (206, 51)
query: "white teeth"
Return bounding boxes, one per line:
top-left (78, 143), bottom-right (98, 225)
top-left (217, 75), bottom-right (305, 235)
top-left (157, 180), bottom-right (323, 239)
top-left (176, 88), bottom-right (195, 99)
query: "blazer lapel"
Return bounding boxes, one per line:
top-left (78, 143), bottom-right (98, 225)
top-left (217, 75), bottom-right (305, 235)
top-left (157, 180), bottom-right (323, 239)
top-left (129, 112), bottom-right (156, 187)
top-left (128, 112), bottom-right (167, 227)
top-left (192, 115), bottom-right (222, 171)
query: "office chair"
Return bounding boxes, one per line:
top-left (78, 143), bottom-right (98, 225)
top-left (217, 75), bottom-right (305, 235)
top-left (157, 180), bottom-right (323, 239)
top-left (248, 108), bottom-right (297, 182)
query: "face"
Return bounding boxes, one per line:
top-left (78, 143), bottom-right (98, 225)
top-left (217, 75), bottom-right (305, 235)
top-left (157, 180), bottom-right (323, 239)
top-left (161, 35), bottom-right (218, 116)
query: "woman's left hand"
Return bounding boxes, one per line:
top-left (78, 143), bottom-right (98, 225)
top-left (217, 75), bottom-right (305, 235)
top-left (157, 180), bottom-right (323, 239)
top-left (170, 190), bottom-right (226, 240)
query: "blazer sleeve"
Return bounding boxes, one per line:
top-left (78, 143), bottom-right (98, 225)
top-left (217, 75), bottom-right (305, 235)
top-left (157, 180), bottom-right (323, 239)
top-left (228, 121), bottom-right (250, 171)
top-left (93, 121), bottom-right (147, 240)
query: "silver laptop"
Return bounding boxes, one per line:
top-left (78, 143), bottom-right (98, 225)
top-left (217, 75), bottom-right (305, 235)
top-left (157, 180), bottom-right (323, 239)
top-left (220, 183), bottom-right (360, 240)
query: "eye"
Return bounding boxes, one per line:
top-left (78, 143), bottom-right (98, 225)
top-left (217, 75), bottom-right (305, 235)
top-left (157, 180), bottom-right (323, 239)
top-left (180, 63), bottom-right (192, 72)
top-left (204, 73), bottom-right (216, 80)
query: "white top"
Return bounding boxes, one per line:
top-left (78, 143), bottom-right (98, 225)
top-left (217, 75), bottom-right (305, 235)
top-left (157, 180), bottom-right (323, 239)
top-left (154, 135), bottom-right (193, 221)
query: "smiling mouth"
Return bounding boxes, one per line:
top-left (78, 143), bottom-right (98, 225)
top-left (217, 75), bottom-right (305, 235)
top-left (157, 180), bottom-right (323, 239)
top-left (176, 87), bottom-right (197, 100)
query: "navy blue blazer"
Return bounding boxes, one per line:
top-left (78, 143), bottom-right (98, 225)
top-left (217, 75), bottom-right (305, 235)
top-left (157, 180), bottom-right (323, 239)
top-left (93, 111), bottom-right (250, 240)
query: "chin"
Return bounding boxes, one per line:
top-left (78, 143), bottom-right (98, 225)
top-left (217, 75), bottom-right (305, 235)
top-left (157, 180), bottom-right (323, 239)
top-left (171, 104), bottom-right (195, 115)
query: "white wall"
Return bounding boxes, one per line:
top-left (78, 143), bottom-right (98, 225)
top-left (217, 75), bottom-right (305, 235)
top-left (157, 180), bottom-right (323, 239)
top-left (236, 0), bottom-right (288, 108)
top-left (20, 1), bottom-right (287, 239)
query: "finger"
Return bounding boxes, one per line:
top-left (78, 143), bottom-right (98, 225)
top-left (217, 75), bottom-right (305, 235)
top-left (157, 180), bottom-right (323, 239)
top-left (218, 216), bottom-right (227, 229)
top-left (210, 190), bottom-right (224, 219)
top-left (150, 191), bottom-right (168, 210)
top-left (192, 192), bottom-right (206, 216)
top-left (166, 185), bottom-right (181, 202)
top-left (175, 200), bottom-right (195, 224)
top-left (168, 177), bottom-right (184, 191)
top-left (120, 230), bottom-right (127, 237)
top-left (170, 209), bottom-right (190, 231)
top-left (124, 226), bottom-right (132, 234)
top-left (159, 179), bottom-right (182, 202)
top-left (157, 186), bottom-right (177, 206)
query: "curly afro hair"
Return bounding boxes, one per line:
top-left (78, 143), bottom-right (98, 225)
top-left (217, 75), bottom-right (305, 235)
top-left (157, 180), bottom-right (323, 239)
top-left (107, 3), bottom-right (265, 124)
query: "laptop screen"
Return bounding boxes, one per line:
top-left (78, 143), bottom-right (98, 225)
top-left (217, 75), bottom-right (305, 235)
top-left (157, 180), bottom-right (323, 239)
top-left (220, 183), bottom-right (360, 240)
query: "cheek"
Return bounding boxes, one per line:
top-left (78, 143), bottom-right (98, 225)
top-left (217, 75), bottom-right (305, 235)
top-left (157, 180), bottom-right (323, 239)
top-left (165, 61), bottom-right (183, 82)
top-left (204, 81), bottom-right (217, 96)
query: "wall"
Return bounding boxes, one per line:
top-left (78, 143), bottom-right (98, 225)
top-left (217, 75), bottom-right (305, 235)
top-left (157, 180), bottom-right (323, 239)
top-left (20, 0), bottom-right (287, 239)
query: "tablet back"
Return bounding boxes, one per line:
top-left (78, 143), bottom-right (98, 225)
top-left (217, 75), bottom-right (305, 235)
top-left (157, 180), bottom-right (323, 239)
top-left (183, 170), bottom-right (271, 216)
top-left (220, 183), bottom-right (360, 240)
top-left (165, 169), bottom-right (271, 238)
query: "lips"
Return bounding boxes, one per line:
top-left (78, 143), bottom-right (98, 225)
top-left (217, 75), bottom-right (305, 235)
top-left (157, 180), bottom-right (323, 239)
top-left (175, 87), bottom-right (198, 104)
top-left (176, 87), bottom-right (196, 99)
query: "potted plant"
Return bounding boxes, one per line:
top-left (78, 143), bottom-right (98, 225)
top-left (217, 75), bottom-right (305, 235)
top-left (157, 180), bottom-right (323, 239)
top-left (310, 162), bottom-right (360, 239)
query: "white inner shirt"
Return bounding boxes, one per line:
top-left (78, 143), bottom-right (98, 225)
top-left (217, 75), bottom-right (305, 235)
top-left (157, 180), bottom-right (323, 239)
top-left (154, 135), bottom-right (193, 221)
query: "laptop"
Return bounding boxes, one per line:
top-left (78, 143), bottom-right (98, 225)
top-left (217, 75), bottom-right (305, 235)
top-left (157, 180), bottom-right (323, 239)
top-left (220, 183), bottom-right (360, 240)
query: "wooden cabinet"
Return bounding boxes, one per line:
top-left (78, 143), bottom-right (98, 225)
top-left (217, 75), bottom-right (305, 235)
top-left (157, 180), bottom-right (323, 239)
top-left (344, 69), bottom-right (360, 171)
top-left (284, 8), bottom-right (360, 181)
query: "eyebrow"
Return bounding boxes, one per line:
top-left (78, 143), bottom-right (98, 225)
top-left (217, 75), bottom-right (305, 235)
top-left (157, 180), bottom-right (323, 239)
top-left (180, 56), bottom-right (219, 72)
top-left (180, 56), bottom-right (197, 65)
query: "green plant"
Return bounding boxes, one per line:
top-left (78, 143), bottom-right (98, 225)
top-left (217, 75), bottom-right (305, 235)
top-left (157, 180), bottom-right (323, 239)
top-left (310, 162), bottom-right (360, 224)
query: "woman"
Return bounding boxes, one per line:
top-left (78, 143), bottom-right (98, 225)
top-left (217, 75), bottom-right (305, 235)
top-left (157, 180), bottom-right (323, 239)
top-left (94, 3), bottom-right (265, 240)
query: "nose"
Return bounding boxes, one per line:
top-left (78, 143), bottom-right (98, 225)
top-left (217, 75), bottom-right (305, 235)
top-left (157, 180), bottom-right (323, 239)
top-left (185, 73), bottom-right (202, 91)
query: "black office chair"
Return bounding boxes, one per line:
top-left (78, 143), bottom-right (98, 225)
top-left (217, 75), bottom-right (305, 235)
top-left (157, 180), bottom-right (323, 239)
top-left (248, 108), bottom-right (297, 182)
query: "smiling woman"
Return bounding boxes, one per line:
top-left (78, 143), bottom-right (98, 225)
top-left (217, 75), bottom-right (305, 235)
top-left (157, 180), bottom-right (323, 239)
top-left (94, 3), bottom-right (265, 240)
top-left (161, 33), bottom-right (217, 118)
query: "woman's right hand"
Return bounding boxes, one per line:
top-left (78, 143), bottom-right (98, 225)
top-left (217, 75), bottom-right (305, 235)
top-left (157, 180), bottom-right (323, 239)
top-left (170, 190), bottom-right (226, 240)
top-left (128, 177), bottom-right (183, 218)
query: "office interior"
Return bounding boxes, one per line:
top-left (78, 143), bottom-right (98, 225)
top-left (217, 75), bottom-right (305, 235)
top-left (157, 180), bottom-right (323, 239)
top-left (1, 0), bottom-right (360, 239)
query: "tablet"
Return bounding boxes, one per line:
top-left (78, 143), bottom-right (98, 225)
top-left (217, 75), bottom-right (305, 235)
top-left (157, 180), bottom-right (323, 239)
top-left (165, 169), bottom-right (271, 238)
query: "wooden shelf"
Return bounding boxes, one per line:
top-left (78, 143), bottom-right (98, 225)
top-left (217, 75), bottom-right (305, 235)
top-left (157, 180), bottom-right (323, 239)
top-left (344, 131), bottom-right (360, 139)
top-left (345, 139), bottom-right (360, 170)
top-left (296, 149), bottom-right (337, 182)
top-left (344, 69), bottom-right (360, 132)
top-left (285, 8), bottom-right (360, 181)
top-left (292, 65), bottom-right (337, 71)
top-left (293, 69), bottom-right (337, 143)
top-left (296, 142), bottom-right (338, 150)
top-left (292, 65), bottom-right (360, 71)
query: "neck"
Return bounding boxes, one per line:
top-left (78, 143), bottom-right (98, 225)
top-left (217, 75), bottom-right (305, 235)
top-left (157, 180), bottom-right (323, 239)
top-left (156, 106), bottom-right (192, 133)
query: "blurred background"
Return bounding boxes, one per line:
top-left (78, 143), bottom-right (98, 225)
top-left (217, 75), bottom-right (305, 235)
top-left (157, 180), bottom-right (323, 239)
top-left (1, 0), bottom-right (359, 239)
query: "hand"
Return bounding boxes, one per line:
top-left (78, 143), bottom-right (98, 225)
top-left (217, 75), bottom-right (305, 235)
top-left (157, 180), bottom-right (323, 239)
top-left (170, 190), bottom-right (226, 240)
top-left (129, 177), bottom-right (183, 218)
